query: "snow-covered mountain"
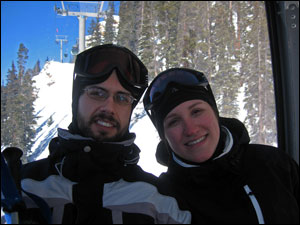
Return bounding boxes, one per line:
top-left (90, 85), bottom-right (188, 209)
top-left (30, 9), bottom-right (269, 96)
top-left (30, 61), bottom-right (167, 176)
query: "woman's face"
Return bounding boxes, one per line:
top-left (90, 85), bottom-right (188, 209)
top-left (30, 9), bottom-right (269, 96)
top-left (163, 99), bottom-right (220, 163)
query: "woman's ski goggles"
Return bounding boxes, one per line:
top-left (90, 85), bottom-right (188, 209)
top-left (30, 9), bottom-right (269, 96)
top-left (74, 44), bottom-right (148, 90)
top-left (143, 68), bottom-right (209, 111)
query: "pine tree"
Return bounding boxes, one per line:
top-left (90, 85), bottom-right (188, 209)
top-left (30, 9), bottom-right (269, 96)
top-left (33, 59), bottom-right (41, 76)
top-left (17, 43), bottom-right (29, 86)
top-left (176, 2), bottom-right (203, 69)
top-left (116, 1), bottom-right (143, 55)
top-left (210, 1), bottom-right (239, 118)
top-left (176, 2), bottom-right (193, 68)
top-left (157, 1), bottom-right (181, 69)
top-left (2, 61), bottom-right (23, 149)
top-left (21, 68), bottom-right (37, 155)
top-left (1, 81), bottom-right (9, 146)
top-left (1, 44), bottom-right (38, 162)
top-left (189, 1), bottom-right (215, 80)
top-left (129, 1), bottom-right (144, 54)
top-left (87, 15), bottom-right (103, 48)
top-left (16, 44), bottom-right (32, 161)
top-left (138, 1), bottom-right (156, 78)
top-left (116, 1), bottom-right (131, 47)
top-left (104, 1), bottom-right (116, 44)
top-left (240, 1), bottom-right (276, 145)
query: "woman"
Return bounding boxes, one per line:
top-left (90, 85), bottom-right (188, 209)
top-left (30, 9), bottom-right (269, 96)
top-left (143, 68), bottom-right (299, 224)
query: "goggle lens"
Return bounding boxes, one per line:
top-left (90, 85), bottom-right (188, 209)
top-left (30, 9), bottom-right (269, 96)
top-left (148, 69), bottom-right (208, 103)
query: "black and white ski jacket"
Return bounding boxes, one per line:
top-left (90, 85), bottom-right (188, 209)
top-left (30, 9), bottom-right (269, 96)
top-left (20, 128), bottom-right (191, 224)
top-left (157, 118), bottom-right (299, 224)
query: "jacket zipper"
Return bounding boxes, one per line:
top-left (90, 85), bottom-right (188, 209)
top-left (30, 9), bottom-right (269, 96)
top-left (243, 185), bottom-right (265, 224)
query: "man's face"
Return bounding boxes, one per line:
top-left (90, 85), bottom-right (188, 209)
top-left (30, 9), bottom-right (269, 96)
top-left (77, 70), bottom-right (132, 142)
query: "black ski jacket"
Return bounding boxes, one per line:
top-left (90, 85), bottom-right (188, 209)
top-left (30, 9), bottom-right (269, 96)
top-left (157, 118), bottom-right (299, 224)
top-left (19, 128), bottom-right (191, 224)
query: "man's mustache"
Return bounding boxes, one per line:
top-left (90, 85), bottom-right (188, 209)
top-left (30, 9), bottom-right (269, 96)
top-left (90, 112), bottom-right (120, 129)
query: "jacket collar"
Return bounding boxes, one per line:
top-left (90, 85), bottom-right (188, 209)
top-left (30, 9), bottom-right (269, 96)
top-left (57, 128), bottom-right (136, 146)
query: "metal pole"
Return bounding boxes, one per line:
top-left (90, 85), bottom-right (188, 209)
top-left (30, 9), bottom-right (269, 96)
top-left (56, 35), bottom-right (67, 63)
top-left (60, 40), bottom-right (63, 63)
top-left (78, 15), bottom-right (86, 53)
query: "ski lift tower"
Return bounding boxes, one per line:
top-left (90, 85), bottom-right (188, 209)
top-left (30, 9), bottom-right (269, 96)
top-left (56, 35), bottom-right (68, 63)
top-left (54, 1), bottom-right (105, 54)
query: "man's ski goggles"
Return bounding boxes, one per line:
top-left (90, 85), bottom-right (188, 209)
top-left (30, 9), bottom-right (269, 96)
top-left (143, 68), bottom-right (209, 110)
top-left (74, 44), bottom-right (148, 89)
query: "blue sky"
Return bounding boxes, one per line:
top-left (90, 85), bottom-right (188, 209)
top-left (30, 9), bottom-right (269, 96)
top-left (1, 1), bottom-right (119, 85)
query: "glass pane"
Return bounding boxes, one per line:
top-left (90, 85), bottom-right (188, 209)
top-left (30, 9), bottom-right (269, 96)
top-left (1, 2), bottom-right (277, 177)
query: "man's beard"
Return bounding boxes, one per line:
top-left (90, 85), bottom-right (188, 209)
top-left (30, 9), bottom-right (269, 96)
top-left (77, 111), bottom-right (129, 142)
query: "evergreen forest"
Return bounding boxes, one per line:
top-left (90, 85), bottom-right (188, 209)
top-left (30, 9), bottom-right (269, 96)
top-left (87, 1), bottom-right (276, 146)
top-left (1, 44), bottom-right (40, 162)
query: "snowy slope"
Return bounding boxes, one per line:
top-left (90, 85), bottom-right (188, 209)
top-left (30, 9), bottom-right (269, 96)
top-left (30, 61), bottom-right (167, 176)
top-left (29, 61), bottom-right (74, 161)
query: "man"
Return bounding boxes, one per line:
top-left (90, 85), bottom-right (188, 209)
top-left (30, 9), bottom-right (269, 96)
top-left (13, 44), bottom-right (191, 223)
